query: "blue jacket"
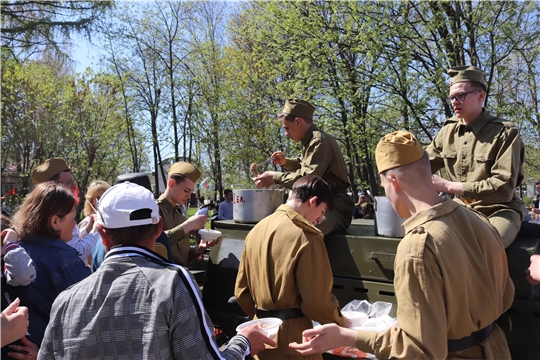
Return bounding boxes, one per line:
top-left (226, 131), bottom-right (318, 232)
top-left (19, 237), bottom-right (90, 346)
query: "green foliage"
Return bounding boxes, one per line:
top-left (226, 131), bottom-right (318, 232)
top-left (1, 1), bottom-right (112, 60)
top-left (1, 59), bottom-right (142, 215)
top-left (3, 0), bottom-right (539, 205)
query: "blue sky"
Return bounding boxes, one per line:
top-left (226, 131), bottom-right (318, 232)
top-left (71, 34), bottom-right (100, 73)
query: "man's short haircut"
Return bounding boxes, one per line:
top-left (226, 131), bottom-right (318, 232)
top-left (224, 189), bottom-right (232, 195)
top-left (278, 113), bottom-right (313, 125)
top-left (381, 151), bottom-right (431, 180)
top-left (169, 173), bottom-right (188, 185)
top-left (106, 223), bottom-right (160, 246)
top-left (290, 175), bottom-right (333, 211)
top-left (467, 81), bottom-right (487, 93)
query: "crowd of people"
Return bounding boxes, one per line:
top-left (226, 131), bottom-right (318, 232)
top-left (0, 64), bottom-right (539, 359)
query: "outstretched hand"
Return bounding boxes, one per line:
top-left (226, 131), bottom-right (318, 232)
top-left (289, 323), bottom-right (357, 356)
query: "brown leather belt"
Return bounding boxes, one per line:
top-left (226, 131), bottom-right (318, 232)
top-left (255, 307), bottom-right (304, 320)
top-left (447, 323), bottom-right (494, 352)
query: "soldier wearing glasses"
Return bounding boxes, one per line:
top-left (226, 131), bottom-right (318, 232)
top-left (426, 66), bottom-right (525, 248)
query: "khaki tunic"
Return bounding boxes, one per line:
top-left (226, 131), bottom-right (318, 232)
top-left (156, 195), bottom-right (197, 266)
top-left (426, 110), bottom-right (525, 245)
top-left (235, 205), bottom-right (344, 360)
top-left (355, 200), bottom-right (514, 359)
top-left (272, 124), bottom-right (354, 234)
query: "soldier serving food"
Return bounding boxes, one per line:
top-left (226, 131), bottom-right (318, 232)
top-left (289, 130), bottom-right (514, 359)
top-left (252, 98), bottom-right (354, 235)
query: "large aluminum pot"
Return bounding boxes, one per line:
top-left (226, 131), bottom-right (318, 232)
top-left (374, 196), bottom-right (405, 238)
top-left (232, 185), bottom-right (285, 223)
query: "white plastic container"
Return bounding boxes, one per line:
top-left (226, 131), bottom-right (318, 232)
top-left (341, 310), bottom-right (369, 327)
top-left (236, 317), bottom-right (283, 339)
top-left (198, 229), bottom-right (222, 243)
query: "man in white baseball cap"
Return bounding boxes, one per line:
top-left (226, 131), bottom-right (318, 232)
top-left (39, 182), bottom-right (275, 360)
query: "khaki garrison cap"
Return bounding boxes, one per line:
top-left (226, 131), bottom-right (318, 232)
top-left (31, 158), bottom-right (70, 185)
top-left (281, 98), bottom-right (316, 120)
top-left (448, 65), bottom-right (485, 86)
top-left (168, 161), bottom-right (201, 183)
top-left (375, 131), bottom-right (425, 174)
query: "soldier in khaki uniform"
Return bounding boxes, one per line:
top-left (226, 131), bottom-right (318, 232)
top-left (426, 66), bottom-right (525, 248)
top-left (290, 131), bottom-right (514, 359)
top-left (235, 175), bottom-right (350, 360)
top-left (156, 162), bottom-right (214, 266)
top-left (253, 98), bottom-right (354, 235)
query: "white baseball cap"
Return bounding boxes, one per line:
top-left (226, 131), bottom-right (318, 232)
top-left (97, 182), bottom-right (160, 229)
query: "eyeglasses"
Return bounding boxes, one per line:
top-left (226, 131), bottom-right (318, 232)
top-left (447, 90), bottom-right (480, 103)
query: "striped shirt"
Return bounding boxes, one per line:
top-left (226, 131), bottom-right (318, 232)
top-left (38, 245), bottom-right (250, 360)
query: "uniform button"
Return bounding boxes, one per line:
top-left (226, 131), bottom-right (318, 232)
top-left (462, 155), bottom-right (466, 159)
top-left (415, 226), bottom-right (425, 234)
top-left (464, 141), bottom-right (467, 144)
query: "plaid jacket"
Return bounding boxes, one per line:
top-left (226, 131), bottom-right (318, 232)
top-left (38, 245), bottom-right (249, 360)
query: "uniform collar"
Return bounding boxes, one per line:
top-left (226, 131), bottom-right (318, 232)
top-left (276, 204), bottom-right (321, 235)
top-left (456, 109), bottom-right (491, 134)
top-left (301, 124), bottom-right (319, 147)
top-left (157, 193), bottom-right (183, 214)
top-left (402, 199), bottom-right (458, 235)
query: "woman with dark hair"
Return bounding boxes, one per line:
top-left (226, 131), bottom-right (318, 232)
top-left (12, 183), bottom-right (90, 346)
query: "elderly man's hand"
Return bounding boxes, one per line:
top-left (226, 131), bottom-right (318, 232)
top-left (237, 323), bottom-right (276, 355)
top-left (6, 336), bottom-right (38, 360)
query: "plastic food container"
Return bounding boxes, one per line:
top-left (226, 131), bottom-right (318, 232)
top-left (341, 311), bottom-right (369, 327)
top-left (198, 229), bottom-right (222, 243)
top-left (236, 317), bottom-right (283, 339)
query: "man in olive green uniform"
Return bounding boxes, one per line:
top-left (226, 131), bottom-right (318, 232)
top-left (426, 65), bottom-right (525, 248)
top-left (235, 175), bottom-right (349, 360)
top-left (253, 98), bottom-right (354, 235)
top-left (156, 162), bottom-right (210, 266)
top-left (290, 131), bottom-right (514, 359)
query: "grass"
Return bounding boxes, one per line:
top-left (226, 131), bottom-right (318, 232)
top-left (187, 206), bottom-right (212, 229)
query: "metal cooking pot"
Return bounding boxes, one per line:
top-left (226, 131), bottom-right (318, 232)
top-left (374, 196), bottom-right (405, 238)
top-left (232, 185), bottom-right (285, 223)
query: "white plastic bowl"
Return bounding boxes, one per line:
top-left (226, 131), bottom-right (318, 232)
top-left (236, 317), bottom-right (283, 339)
top-left (341, 311), bottom-right (368, 327)
top-left (198, 229), bottom-right (222, 243)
